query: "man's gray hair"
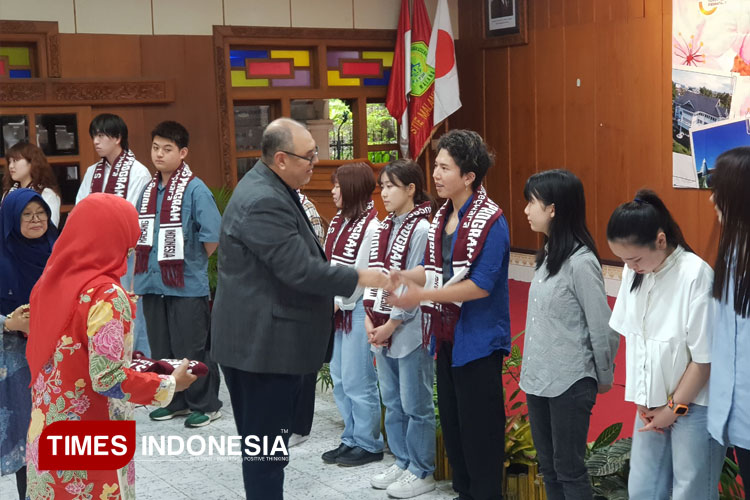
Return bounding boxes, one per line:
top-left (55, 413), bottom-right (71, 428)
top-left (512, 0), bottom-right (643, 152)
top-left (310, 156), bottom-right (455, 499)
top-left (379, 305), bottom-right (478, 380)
top-left (261, 118), bottom-right (305, 165)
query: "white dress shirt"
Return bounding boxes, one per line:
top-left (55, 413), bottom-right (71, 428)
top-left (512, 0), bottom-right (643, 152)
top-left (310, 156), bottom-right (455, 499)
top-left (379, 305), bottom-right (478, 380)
top-left (609, 246), bottom-right (713, 408)
top-left (75, 156), bottom-right (152, 207)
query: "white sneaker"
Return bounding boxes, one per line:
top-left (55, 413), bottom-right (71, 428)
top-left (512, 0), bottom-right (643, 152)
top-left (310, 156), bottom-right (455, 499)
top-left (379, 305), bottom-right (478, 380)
top-left (288, 433), bottom-right (310, 448)
top-left (385, 470), bottom-right (436, 498)
top-left (370, 464), bottom-right (404, 489)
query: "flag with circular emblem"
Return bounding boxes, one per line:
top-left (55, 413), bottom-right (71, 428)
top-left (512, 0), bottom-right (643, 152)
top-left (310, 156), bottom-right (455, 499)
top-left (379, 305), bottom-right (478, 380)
top-left (408, 0), bottom-right (435, 160)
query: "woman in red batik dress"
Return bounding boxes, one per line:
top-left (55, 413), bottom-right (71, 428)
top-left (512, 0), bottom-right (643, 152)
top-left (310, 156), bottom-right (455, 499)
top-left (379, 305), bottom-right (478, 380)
top-left (24, 193), bottom-right (196, 500)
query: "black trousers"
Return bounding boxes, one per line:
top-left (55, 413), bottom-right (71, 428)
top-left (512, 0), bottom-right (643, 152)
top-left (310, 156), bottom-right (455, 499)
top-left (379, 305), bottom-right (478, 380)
top-left (735, 446), bottom-right (750, 497)
top-left (526, 377), bottom-right (597, 500)
top-left (141, 294), bottom-right (222, 413)
top-left (222, 366), bottom-right (303, 500)
top-left (16, 466), bottom-right (26, 500)
top-left (291, 372), bottom-right (317, 436)
top-left (437, 343), bottom-right (505, 500)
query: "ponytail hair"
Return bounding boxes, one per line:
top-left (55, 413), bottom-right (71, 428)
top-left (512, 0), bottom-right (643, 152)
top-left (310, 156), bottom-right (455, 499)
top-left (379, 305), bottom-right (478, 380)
top-left (523, 169), bottom-right (599, 277)
top-left (710, 146), bottom-right (750, 317)
top-left (606, 189), bottom-right (693, 292)
top-left (379, 159), bottom-right (437, 213)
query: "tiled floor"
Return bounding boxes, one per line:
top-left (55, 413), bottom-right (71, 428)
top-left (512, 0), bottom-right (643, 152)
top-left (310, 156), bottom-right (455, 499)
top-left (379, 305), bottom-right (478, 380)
top-left (1, 380), bottom-right (457, 499)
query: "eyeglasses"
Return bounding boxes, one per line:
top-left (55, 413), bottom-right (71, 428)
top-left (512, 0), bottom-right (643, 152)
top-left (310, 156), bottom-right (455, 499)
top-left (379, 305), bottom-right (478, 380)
top-left (21, 211), bottom-right (48, 222)
top-left (281, 146), bottom-right (319, 165)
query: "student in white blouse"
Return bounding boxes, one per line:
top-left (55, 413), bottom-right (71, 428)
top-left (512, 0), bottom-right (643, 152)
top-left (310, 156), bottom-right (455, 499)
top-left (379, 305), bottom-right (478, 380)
top-left (3, 142), bottom-right (61, 227)
top-left (607, 189), bottom-right (725, 500)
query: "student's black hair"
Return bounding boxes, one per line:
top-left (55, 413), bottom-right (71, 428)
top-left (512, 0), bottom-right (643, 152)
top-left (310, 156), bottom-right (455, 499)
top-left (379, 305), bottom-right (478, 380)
top-left (436, 129), bottom-right (494, 190)
top-left (379, 158), bottom-right (436, 213)
top-left (606, 189), bottom-right (693, 292)
top-left (89, 113), bottom-right (129, 151)
top-left (151, 121), bottom-right (189, 149)
top-left (710, 146), bottom-right (750, 317)
top-left (523, 169), bottom-right (599, 277)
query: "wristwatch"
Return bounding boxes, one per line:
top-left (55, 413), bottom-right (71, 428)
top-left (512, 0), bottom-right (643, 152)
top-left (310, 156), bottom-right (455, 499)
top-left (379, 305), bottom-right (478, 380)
top-left (668, 396), bottom-right (689, 416)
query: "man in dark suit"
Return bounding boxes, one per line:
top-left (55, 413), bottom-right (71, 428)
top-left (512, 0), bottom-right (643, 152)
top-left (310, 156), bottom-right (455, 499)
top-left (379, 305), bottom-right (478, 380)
top-left (211, 118), bottom-right (385, 500)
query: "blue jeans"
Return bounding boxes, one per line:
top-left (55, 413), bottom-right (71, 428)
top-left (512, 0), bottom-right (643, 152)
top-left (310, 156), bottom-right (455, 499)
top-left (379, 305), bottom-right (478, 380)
top-left (375, 345), bottom-right (436, 478)
top-left (629, 404), bottom-right (726, 500)
top-left (330, 301), bottom-right (384, 453)
top-left (123, 253), bottom-right (150, 357)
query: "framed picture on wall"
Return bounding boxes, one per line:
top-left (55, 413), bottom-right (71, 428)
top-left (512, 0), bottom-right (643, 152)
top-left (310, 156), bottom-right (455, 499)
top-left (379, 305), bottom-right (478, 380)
top-left (484, 0), bottom-right (528, 47)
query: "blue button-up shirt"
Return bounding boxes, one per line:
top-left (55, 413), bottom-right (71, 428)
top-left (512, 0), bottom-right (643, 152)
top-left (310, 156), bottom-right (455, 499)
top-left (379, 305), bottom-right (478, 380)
top-left (707, 276), bottom-right (750, 449)
top-left (424, 196), bottom-right (511, 367)
top-left (133, 178), bottom-right (221, 297)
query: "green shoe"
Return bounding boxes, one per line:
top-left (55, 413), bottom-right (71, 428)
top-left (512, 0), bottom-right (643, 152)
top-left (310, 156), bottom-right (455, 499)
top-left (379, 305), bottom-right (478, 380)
top-left (149, 407), bottom-right (191, 421)
top-left (185, 410), bottom-right (222, 428)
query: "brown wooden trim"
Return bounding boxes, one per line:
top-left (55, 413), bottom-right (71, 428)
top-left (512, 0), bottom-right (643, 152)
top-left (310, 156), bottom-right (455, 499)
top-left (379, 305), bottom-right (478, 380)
top-left (213, 41), bottom-right (234, 187)
top-left (214, 25), bottom-right (395, 42)
top-left (0, 20), bottom-right (61, 77)
top-left (0, 79), bottom-right (175, 105)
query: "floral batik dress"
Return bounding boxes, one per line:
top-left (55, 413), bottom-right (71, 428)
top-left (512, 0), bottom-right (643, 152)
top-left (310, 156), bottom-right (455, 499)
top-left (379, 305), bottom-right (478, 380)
top-left (26, 283), bottom-right (176, 500)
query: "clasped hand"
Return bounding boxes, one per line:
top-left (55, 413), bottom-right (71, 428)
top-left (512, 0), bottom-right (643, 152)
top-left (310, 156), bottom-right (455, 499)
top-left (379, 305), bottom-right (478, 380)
top-left (637, 404), bottom-right (678, 434)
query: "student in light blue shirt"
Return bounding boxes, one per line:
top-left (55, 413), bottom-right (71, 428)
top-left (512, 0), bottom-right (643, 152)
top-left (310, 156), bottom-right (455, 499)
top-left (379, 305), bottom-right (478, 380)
top-left (133, 121), bottom-right (222, 429)
top-left (706, 146), bottom-right (750, 486)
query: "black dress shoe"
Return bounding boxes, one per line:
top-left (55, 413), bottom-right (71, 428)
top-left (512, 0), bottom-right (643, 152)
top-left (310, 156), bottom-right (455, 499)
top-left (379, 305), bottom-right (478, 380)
top-left (321, 443), bottom-right (353, 464)
top-left (335, 446), bottom-right (384, 467)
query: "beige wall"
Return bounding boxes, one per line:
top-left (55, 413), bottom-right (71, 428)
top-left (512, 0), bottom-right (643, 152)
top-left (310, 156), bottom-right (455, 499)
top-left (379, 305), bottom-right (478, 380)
top-left (0, 0), bottom-right (459, 36)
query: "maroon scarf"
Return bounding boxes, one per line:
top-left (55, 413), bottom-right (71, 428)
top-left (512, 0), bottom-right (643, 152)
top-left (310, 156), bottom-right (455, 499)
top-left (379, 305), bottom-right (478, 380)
top-left (324, 200), bottom-right (378, 332)
top-left (363, 202), bottom-right (431, 328)
top-left (421, 186), bottom-right (502, 349)
top-left (90, 149), bottom-right (136, 198)
top-left (134, 162), bottom-right (195, 288)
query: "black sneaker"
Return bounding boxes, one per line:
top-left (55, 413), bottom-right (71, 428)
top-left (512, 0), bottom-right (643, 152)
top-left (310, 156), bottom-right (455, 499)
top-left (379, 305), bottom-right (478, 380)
top-left (335, 446), bottom-right (384, 467)
top-left (321, 443), bottom-right (353, 464)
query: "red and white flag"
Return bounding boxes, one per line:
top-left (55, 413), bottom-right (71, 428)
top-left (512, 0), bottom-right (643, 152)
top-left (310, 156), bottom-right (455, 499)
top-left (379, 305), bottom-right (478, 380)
top-left (427, 0), bottom-right (461, 125)
top-left (408, 0), bottom-right (435, 160)
top-left (386, 0), bottom-right (411, 159)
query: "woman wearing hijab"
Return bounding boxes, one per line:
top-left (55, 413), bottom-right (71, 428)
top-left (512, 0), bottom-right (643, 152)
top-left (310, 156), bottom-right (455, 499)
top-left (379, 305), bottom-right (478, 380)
top-left (24, 193), bottom-right (196, 500)
top-left (0, 189), bottom-right (57, 500)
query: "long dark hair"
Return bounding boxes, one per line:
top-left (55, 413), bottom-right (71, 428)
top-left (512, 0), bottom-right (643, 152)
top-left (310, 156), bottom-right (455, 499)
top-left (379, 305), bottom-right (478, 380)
top-left (332, 162), bottom-right (375, 220)
top-left (710, 146), bottom-right (750, 317)
top-left (523, 169), bottom-right (598, 277)
top-left (606, 189), bottom-right (693, 292)
top-left (379, 159), bottom-right (436, 213)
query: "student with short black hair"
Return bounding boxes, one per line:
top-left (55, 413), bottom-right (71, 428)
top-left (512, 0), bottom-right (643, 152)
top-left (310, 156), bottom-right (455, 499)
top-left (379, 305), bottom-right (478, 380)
top-left (134, 120), bottom-right (223, 428)
top-left (607, 189), bottom-right (724, 500)
top-left (77, 115), bottom-right (153, 356)
top-left (390, 129), bottom-right (510, 500)
top-left (76, 113), bottom-right (151, 206)
top-left (706, 146), bottom-right (750, 489)
top-left (520, 169), bottom-right (618, 500)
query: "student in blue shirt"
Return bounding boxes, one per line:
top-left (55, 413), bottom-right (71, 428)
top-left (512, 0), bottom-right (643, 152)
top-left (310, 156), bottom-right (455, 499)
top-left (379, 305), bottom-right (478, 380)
top-left (706, 146), bottom-right (750, 486)
top-left (133, 121), bottom-right (223, 428)
top-left (390, 130), bottom-right (510, 500)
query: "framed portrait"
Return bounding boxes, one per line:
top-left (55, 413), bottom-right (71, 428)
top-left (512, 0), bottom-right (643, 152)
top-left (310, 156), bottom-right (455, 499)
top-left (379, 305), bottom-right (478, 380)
top-left (484, 0), bottom-right (528, 47)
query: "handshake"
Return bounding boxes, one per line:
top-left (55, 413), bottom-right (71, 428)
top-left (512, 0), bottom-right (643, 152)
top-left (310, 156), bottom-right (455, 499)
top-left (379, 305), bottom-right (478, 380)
top-left (356, 269), bottom-right (423, 310)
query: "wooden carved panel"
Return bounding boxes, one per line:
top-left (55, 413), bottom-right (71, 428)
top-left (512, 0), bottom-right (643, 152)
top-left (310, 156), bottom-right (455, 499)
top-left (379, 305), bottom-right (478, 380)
top-left (53, 81), bottom-right (168, 102)
top-left (0, 82), bottom-right (46, 102)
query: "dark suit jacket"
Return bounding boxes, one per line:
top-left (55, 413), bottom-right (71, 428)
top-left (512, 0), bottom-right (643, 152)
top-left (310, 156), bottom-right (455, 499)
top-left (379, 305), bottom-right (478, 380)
top-left (210, 161), bottom-right (358, 374)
